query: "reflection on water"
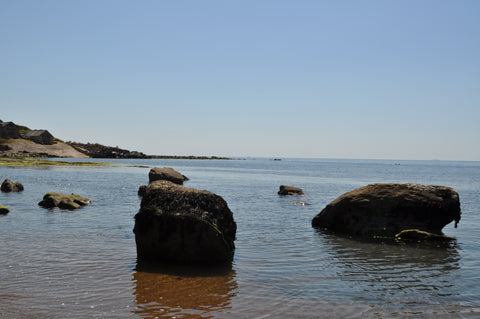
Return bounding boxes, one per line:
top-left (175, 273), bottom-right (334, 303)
top-left (315, 229), bottom-right (462, 306)
top-left (133, 260), bottom-right (237, 318)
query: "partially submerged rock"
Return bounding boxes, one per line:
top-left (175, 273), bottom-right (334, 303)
top-left (39, 193), bottom-right (91, 210)
top-left (290, 201), bottom-right (311, 206)
top-left (278, 185), bottom-right (304, 196)
top-left (149, 167), bottom-right (189, 185)
top-left (0, 205), bottom-right (9, 215)
top-left (395, 229), bottom-right (455, 242)
top-left (133, 180), bottom-right (236, 265)
top-left (312, 183), bottom-right (461, 238)
top-left (1, 179), bottom-right (24, 192)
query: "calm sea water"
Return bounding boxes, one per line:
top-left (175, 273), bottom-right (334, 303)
top-left (1, 158), bottom-right (479, 318)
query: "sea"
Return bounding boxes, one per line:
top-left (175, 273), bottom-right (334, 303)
top-left (0, 158), bottom-right (479, 318)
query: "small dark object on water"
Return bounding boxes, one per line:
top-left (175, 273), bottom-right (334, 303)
top-left (278, 185), bottom-right (304, 196)
top-left (0, 205), bottom-right (9, 215)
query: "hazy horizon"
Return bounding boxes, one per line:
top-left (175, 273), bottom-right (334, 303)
top-left (2, 1), bottom-right (479, 161)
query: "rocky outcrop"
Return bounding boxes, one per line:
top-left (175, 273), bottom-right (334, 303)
top-left (278, 185), bottom-right (304, 196)
top-left (1, 179), bottom-right (24, 192)
top-left (0, 205), bottom-right (9, 215)
top-left (148, 167), bottom-right (189, 185)
top-left (67, 142), bottom-right (150, 159)
top-left (312, 183), bottom-right (461, 238)
top-left (133, 180), bottom-right (236, 264)
top-left (38, 193), bottom-right (91, 210)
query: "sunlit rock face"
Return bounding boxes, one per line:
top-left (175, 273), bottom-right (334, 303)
top-left (312, 183), bottom-right (461, 238)
top-left (133, 180), bottom-right (236, 265)
top-left (38, 193), bottom-right (91, 210)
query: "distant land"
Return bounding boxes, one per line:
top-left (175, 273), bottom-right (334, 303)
top-left (0, 119), bottom-right (229, 160)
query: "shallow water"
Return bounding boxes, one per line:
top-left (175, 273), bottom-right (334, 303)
top-left (1, 158), bottom-right (479, 318)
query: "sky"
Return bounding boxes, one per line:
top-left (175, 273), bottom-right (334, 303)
top-left (1, 0), bottom-right (479, 160)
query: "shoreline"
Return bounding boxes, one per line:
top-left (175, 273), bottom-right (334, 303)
top-left (0, 139), bottom-right (231, 160)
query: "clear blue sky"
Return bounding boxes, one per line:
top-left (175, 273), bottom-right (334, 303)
top-left (1, 0), bottom-right (479, 160)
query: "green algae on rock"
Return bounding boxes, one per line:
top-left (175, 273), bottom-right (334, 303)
top-left (0, 206), bottom-right (9, 215)
top-left (0, 157), bottom-right (111, 167)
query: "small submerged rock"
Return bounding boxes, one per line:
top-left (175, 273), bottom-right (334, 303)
top-left (39, 193), bottom-right (91, 210)
top-left (278, 185), bottom-right (304, 196)
top-left (1, 179), bottom-right (24, 192)
top-left (289, 201), bottom-right (311, 206)
top-left (395, 229), bottom-right (455, 242)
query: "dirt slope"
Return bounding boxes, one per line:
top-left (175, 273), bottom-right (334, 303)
top-left (0, 139), bottom-right (89, 158)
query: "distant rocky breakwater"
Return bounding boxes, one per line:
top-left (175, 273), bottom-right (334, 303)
top-left (67, 142), bottom-right (231, 160)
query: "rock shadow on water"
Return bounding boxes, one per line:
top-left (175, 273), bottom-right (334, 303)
top-left (313, 228), bottom-right (462, 307)
top-left (132, 259), bottom-right (237, 318)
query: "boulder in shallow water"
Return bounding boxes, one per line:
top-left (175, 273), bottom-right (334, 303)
top-left (133, 180), bottom-right (236, 265)
top-left (39, 192), bottom-right (91, 210)
top-left (312, 183), bottom-right (461, 238)
top-left (148, 167), bottom-right (189, 185)
top-left (1, 179), bottom-right (24, 192)
top-left (278, 185), bottom-right (304, 196)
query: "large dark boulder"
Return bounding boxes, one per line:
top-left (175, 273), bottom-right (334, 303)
top-left (133, 180), bottom-right (236, 265)
top-left (1, 179), bottom-right (24, 192)
top-left (312, 183), bottom-right (461, 238)
top-left (148, 167), bottom-right (189, 185)
top-left (39, 193), bottom-right (91, 210)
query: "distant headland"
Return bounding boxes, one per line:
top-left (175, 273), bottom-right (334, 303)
top-left (0, 119), bottom-right (229, 160)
